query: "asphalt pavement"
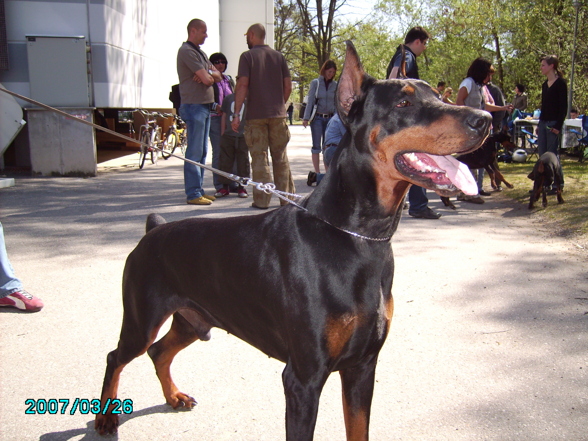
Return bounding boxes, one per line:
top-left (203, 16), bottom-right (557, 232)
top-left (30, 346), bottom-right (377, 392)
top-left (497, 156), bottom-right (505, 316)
top-left (0, 125), bottom-right (586, 440)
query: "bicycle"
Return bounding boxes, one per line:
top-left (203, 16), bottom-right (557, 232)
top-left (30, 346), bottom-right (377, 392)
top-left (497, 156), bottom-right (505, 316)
top-left (161, 113), bottom-right (187, 159)
top-left (136, 109), bottom-right (163, 169)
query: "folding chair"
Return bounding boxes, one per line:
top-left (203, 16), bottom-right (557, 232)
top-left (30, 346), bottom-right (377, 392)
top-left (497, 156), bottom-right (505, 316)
top-left (569, 114), bottom-right (588, 163)
top-left (520, 127), bottom-right (539, 161)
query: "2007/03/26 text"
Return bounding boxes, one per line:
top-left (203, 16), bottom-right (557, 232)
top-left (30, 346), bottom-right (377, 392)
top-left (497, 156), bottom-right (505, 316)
top-left (25, 398), bottom-right (133, 415)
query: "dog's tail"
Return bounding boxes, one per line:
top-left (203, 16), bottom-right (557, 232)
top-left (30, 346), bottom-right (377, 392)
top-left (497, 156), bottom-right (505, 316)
top-left (146, 213), bottom-right (166, 234)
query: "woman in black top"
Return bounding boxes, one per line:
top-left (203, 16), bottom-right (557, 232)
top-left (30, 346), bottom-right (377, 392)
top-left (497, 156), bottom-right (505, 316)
top-left (538, 55), bottom-right (568, 156)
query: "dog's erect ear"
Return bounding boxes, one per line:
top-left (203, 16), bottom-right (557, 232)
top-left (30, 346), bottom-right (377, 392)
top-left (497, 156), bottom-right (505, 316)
top-left (337, 41), bottom-right (367, 124)
top-left (538, 162), bottom-right (545, 174)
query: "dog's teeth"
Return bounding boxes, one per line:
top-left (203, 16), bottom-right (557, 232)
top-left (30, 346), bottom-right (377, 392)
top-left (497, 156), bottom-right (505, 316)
top-left (405, 153), bottom-right (443, 174)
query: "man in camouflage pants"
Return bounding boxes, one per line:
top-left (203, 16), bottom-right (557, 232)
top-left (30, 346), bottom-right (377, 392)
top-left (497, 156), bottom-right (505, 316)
top-left (232, 23), bottom-right (295, 209)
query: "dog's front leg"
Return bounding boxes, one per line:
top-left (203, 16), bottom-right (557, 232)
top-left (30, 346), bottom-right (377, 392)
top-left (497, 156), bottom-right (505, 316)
top-left (340, 356), bottom-right (378, 441)
top-left (484, 166), bottom-right (498, 190)
top-left (282, 362), bottom-right (328, 441)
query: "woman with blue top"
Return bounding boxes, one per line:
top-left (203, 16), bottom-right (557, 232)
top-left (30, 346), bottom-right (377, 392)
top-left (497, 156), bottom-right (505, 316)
top-left (303, 60), bottom-right (338, 180)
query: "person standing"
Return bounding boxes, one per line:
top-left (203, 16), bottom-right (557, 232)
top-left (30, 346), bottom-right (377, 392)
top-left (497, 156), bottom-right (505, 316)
top-left (386, 26), bottom-right (440, 219)
top-left (456, 58), bottom-right (512, 201)
top-left (538, 55), bottom-right (567, 156)
top-left (303, 60), bottom-right (338, 181)
top-left (177, 19), bottom-right (222, 206)
top-left (486, 81), bottom-right (507, 133)
top-left (538, 55), bottom-right (567, 192)
top-left (308, 112), bottom-right (347, 186)
top-left (215, 92), bottom-right (250, 199)
top-left (208, 52), bottom-right (236, 196)
top-left (512, 84), bottom-right (528, 112)
top-left (232, 23), bottom-right (295, 209)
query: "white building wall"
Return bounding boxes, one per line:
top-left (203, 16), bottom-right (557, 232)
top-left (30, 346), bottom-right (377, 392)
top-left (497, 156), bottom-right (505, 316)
top-left (220, 0), bottom-right (274, 79)
top-left (88, 0), bottom-right (221, 108)
top-left (1, 0), bottom-right (274, 109)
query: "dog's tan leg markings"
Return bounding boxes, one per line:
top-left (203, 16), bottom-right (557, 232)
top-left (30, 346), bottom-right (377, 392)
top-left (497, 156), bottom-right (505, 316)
top-left (96, 314), bottom-right (171, 434)
top-left (342, 392), bottom-right (369, 441)
top-left (325, 314), bottom-right (359, 359)
top-left (148, 311), bottom-right (206, 409)
top-left (384, 295), bottom-right (394, 332)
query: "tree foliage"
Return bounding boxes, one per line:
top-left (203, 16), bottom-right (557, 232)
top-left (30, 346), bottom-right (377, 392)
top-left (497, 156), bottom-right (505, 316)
top-left (275, 0), bottom-right (587, 113)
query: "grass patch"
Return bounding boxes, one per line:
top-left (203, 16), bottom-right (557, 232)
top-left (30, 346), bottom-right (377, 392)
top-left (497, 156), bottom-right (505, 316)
top-left (499, 155), bottom-right (588, 247)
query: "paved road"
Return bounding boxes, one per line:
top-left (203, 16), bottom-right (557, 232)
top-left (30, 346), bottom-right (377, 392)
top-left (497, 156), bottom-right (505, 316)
top-left (1, 126), bottom-right (586, 440)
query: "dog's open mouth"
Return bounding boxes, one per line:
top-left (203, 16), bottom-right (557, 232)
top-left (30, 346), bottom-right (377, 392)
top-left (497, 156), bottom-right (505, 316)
top-left (396, 152), bottom-right (478, 196)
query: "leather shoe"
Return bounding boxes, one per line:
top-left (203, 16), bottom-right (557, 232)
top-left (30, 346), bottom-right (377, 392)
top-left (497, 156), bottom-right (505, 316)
top-left (409, 207), bottom-right (441, 219)
top-left (307, 171), bottom-right (317, 186)
top-left (479, 189), bottom-right (491, 196)
top-left (187, 196), bottom-right (212, 205)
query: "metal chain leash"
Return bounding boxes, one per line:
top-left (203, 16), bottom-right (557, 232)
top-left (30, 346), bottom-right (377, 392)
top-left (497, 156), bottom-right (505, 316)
top-left (1, 87), bottom-right (390, 242)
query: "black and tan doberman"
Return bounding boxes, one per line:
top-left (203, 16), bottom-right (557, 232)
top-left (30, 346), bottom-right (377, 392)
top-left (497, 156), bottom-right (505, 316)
top-left (95, 42), bottom-right (491, 440)
top-left (528, 151), bottom-right (565, 209)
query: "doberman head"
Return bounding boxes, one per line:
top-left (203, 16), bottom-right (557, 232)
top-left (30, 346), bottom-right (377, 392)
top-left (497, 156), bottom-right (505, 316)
top-left (307, 41), bottom-right (491, 233)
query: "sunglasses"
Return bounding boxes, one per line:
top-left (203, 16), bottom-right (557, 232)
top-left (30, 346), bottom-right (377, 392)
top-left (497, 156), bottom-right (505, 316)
top-left (213, 60), bottom-right (226, 65)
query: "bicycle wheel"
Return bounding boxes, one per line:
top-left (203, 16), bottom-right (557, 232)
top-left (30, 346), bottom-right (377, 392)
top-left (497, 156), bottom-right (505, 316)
top-left (178, 131), bottom-right (187, 155)
top-left (139, 130), bottom-right (150, 169)
top-left (150, 129), bottom-right (160, 165)
top-left (162, 129), bottom-right (177, 159)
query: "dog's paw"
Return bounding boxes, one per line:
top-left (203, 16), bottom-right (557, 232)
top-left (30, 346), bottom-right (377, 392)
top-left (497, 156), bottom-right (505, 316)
top-left (168, 392), bottom-right (197, 410)
top-left (95, 413), bottom-right (120, 436)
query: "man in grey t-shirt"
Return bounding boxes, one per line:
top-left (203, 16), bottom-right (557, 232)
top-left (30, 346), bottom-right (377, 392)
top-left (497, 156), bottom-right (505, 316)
top-left (177, 18), bottom-right (221, 205)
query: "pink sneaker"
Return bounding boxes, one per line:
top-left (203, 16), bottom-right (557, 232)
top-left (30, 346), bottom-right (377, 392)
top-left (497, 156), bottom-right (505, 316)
top-left (0, 290), bottom-right (44, 312)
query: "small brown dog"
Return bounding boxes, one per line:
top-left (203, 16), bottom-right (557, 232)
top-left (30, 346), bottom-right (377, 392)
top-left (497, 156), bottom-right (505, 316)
top-left (528, 152), bottom-right (565, 209)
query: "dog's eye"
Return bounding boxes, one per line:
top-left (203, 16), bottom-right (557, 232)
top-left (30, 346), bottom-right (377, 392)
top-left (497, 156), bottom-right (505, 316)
top-left (396, 100), bottom-right (411, 108)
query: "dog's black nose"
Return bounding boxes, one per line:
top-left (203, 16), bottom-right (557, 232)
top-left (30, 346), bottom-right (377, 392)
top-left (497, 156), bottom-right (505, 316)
top-left (466, 111), bottom-right (491, 134)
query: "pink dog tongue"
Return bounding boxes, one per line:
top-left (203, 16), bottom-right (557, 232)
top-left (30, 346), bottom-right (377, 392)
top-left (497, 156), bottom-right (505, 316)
top-left (428, 154), bottom-right (478, 195)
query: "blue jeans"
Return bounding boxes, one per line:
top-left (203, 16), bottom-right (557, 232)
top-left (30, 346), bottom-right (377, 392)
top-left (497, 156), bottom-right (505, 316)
top-left (310, 115), bottom-right (331, 154)
top-left (180, 103), bottom-right (210, 200)
top-left (0, 222), bottom-right (23, 298)
top-left (209, 115), bottom-right (223, 191)
top-left (315, 144), bottom-right (338, 185)
top-left (538, 120), bottom-right (564, 186)
top-left (537, 120), bottom-right (560, 156)
top-left (408, 185), bottom-right (428, 213)
top-left (474, 168), bottom-right (484, 191)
